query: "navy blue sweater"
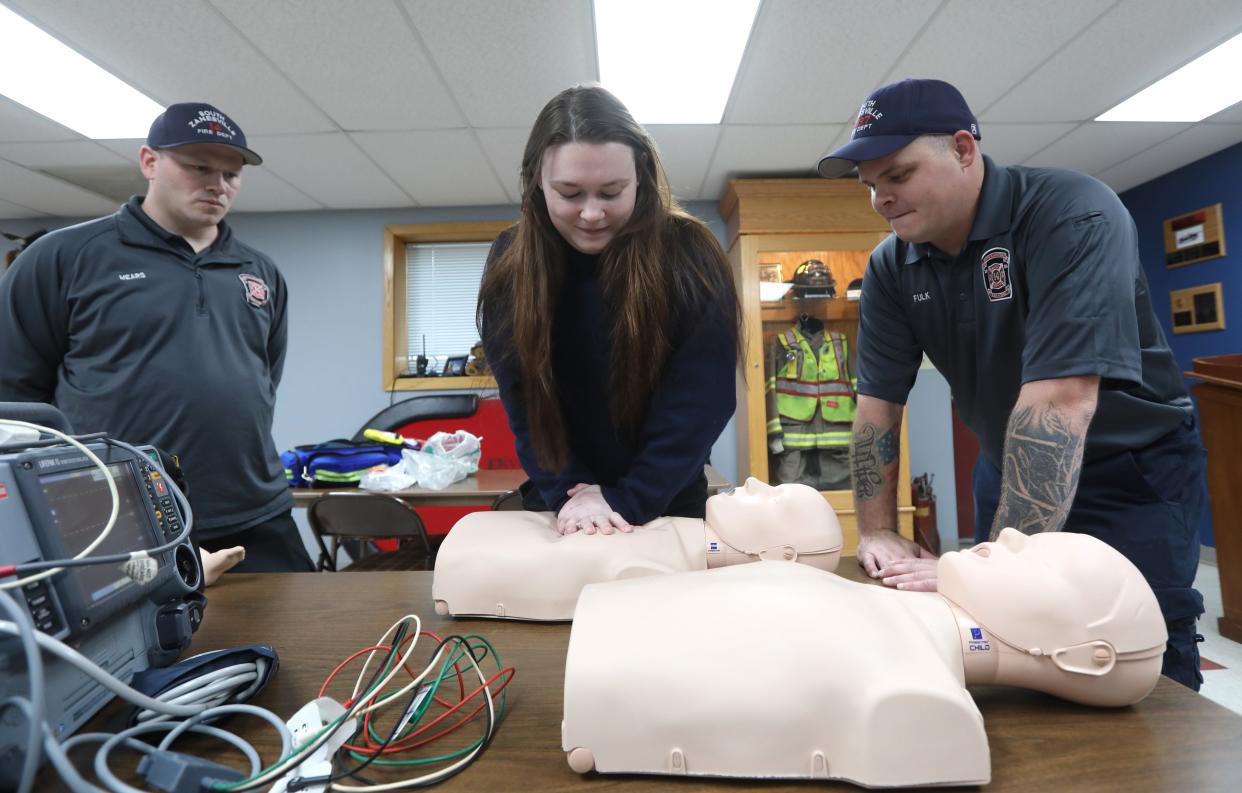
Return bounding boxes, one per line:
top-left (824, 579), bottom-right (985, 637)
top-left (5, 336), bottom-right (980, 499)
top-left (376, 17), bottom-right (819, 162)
top-left (483, 231), bottom-right (736, 524)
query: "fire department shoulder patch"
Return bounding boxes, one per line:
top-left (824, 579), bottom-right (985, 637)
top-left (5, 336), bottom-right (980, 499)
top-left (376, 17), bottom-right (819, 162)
top-left (238, 273), bottom-right (270, 308)
top-left (981, 247), bottom-right (1012, 302)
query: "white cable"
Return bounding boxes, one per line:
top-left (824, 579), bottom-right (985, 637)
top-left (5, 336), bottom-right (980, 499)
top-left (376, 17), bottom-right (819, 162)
top-left (0, 588), bottom-right (45, 793)
top-left (156, 703), bottom-right (293, 759)
top-left (0, 419), bottom-right (118, 590)
top-left (91, 721), bottom-right (263, 793)
top-left (0, 620), bottom-right (207, 718)
top-left (216, 616), bottom-right (426, 791)
top-left (328, 635), bottom-right (498, 792)
top-left (134, 667), bottom-right (260, 722)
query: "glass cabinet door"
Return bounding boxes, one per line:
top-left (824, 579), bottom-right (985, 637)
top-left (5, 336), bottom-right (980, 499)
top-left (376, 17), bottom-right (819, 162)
top-left (757, 249), bottom-right (868, 493)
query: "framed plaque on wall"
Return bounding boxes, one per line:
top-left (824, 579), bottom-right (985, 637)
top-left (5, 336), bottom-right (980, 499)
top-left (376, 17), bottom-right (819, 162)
top-left (1164, 203), bottom-right (1226, 268)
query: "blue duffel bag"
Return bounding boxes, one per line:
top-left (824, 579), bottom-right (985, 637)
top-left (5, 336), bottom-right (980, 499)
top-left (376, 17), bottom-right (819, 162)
top-left (281, 439), bottom-right (403, 488)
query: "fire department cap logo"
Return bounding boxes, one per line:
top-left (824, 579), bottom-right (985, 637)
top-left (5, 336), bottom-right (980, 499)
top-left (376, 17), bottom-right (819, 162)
top-left (854, 98), bottom-right (883, 133)
top-left (238, 273), bottom-right (270, 308)
top-left (981, 247), bottom-right (1012, 302)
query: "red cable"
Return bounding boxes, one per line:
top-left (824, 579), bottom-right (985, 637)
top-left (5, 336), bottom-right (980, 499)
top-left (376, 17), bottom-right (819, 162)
top-left (345, 666), bottom-right (515, 755)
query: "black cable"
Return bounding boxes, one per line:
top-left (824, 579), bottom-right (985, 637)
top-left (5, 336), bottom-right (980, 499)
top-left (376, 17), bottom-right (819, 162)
top-left (231, 620), bottom-right (412, 793)
top-left (288, 634), bottom-right (497, 791)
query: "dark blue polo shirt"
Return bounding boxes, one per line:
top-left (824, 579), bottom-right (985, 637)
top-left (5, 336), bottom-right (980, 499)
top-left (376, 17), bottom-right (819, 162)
top-left (856, 155), bottom-right (1192, 466)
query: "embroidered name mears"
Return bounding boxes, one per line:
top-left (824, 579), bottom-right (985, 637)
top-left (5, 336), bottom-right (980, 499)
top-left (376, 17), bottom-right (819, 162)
top-left (118, 272), bottom-right (146, 281)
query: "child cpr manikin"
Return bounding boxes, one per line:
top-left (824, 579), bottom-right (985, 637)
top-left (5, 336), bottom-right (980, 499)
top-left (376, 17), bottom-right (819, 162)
top-left (431, 478), bottom-right (842, 620)
top-left (562, 529), bottom-right (1167, 787)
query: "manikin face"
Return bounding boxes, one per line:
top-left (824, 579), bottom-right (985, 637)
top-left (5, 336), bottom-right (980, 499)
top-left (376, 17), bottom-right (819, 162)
top-left (540, 141), bottom-right (638, 255)
top-left (938, 528), bottom-right (1166, 656)
top-left (857, 135), bottom-right (972, 253)
top-left (140, 143), bottom-right (244, 235)
top-left (705, 478), bottom-right (841, 553)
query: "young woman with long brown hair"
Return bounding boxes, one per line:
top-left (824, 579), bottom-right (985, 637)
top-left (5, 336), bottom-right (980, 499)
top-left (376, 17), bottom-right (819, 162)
top-left (478, 85), bottom-right (741, 536)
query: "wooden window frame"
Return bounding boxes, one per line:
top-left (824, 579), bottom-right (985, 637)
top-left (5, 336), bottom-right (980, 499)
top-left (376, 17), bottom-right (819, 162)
top-left (382, 220), bottom-right (514, 392)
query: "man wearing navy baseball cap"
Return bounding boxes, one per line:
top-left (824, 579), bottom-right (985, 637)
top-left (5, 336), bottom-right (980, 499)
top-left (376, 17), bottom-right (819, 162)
top-left (824, 78), bottom-right (1206, 691)
top-left (0, 101), bottom-right (314, 575)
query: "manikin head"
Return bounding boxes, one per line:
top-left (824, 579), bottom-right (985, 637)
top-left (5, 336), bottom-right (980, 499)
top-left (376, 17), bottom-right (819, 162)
top-left (939, 528), bottom-right (1167, 705)
top-left (704, 478), bottom-right (843, 572)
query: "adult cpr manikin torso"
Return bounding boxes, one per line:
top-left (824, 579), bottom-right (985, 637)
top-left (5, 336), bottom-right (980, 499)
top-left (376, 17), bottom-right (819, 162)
top-left (562, 529), bottom-right (1167, 787)
top-left (432, 479), bottom-right (842, 620)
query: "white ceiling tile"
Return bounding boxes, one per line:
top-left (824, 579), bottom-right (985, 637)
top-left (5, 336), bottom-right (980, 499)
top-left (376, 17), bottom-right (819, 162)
top-left (727, 0), bottom-right (940, 125)
top-left (0, 96), bottom-right (81, 143)
top-left (702, 124), bottom-right (843, 199)
top-left (0, 0), bottom-right (1236, 214)
top-left (476, 128), bottom-right (531, 203)
top-left (5, 0), bottom-right (335, 134)
top-left (647, 125), bottom-right (722, 201)
top-left (0, 198), bottom-right (48, 220)
top-left (400, 0), bottom-right (596, 127)
top-left (985, 0), bottom-right (1242, 121)
top-left (890, 0), bottom-right (1115, 115)
top-left (0, 141), bottom-right (131, 169)
top-left (96, 139), bottom-right (146, 162)
top-left (208, 0), bottom-right (463, 131)
top-left (230, 167), bottom-right (324, 213)
top-left (351, 130), bottom-right (508, 206)
top-left (1022, 122), bottom-right (1191, 174)
top-left (1096, 124), bottom-right (1242, 194)
top-left (246, 133), bottom-right (412, 209)
top-left (978, 123), bottom-right (1079, 166)
top-left (0, 160), bottom-right (118, 216)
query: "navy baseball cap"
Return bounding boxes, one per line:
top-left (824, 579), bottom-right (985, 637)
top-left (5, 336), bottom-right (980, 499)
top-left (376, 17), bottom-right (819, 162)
top-left (146, 102), bottom-right (262, 166)
top-left (816, 79), bottom-right (980, 178)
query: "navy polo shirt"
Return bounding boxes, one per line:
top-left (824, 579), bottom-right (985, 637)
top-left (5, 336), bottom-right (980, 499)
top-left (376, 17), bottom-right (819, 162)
top-left (856, 155), bottom-right (1192, 466)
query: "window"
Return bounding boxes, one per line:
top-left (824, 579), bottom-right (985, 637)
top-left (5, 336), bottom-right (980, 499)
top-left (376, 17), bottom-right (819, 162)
top-left (383, 220), bottom-right (514, 391)
top-left (404, 241), bottom-right (490, 371)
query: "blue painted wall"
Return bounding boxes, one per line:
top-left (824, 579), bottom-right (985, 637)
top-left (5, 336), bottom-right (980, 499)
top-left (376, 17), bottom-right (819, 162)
top-left (1119, 139), bottom-right (1242, 547)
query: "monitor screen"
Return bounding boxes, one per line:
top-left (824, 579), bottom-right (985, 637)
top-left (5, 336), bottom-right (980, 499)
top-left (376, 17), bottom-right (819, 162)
top-left (39, 462), bottom-right (154, 605)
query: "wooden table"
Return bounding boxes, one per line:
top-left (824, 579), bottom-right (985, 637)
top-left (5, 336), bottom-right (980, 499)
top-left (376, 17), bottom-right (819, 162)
top-left (290, 465), bottom-right (733, 508)
top-left (53, 562), bottom-right (1242, 792)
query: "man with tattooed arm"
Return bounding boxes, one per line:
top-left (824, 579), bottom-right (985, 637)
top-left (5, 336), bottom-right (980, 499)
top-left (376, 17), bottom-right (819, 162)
top-left (816, 79), bottom-right (1206, 689)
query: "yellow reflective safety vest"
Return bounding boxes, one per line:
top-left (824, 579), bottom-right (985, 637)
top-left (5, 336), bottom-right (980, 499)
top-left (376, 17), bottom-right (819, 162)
top-left (764, 327), bottom-right (855, 449)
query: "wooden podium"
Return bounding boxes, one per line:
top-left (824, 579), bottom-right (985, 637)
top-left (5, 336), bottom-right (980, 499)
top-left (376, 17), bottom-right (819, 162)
top-left (1187, 354), bottom-right (1242, 643)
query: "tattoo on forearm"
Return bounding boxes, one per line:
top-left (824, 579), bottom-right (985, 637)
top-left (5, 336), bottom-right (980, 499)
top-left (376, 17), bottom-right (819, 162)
top-left (852, 423), bottom-right (897, 502)
top-left (990, 401), bottom-right (1090, 539)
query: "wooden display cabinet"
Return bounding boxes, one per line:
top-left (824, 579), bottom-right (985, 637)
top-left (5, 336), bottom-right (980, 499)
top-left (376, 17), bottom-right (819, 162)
top-left (720, 179), bottom-right (914, 554)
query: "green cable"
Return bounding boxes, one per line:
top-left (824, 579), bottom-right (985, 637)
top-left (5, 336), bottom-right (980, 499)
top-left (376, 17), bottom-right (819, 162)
top-left (361, 635), bottom-right (507, 754)
top-left (212, 624), bottom-right (416, 790)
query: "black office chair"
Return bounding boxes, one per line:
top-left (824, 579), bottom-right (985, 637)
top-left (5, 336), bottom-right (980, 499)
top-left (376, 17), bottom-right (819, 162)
top-left (307, 493), bottom-right (434, 571)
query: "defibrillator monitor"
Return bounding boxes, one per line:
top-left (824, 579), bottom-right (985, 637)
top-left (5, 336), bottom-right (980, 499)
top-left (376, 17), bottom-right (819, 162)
top-left (38, 463), bottom-right (155, 608)
top-left (2, 443), bottom-right (194, 640)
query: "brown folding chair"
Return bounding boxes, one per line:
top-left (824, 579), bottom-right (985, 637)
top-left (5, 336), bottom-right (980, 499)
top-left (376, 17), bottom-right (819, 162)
top-left (307, 493), bottom-right (433, 571)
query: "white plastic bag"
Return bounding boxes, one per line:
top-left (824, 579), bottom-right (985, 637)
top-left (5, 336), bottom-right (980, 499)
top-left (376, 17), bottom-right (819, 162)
top-left (359, 463), bottom-right (417, 492)
top-left (402, 430), bottom-right (482, 490)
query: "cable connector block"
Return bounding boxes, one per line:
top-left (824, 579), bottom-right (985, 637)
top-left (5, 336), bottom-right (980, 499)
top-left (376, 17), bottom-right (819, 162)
top-left (137, 748), bottom-right (246, 793)
top-left (286, 696), bottom-right (350, 754)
